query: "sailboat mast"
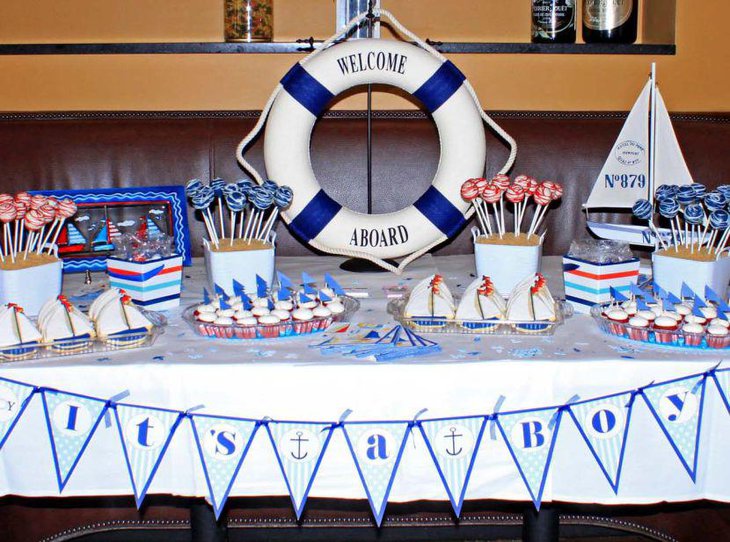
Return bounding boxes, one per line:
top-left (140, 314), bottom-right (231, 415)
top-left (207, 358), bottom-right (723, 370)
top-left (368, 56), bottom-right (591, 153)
top-left (649, 62), bottom-right (658, 201)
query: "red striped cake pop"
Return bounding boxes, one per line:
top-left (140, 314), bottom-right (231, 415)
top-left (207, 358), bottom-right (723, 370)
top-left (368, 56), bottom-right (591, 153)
top-left (460, 179), bottom-right (480, 201)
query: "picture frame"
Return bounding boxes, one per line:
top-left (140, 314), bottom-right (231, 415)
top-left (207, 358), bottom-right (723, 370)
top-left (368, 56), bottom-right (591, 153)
top-left (31, 185), bottom-right (192, 272)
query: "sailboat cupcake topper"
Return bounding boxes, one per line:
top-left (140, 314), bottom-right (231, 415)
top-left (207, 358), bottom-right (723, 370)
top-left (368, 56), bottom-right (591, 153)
top-left (584, 63), bottom-right (695, 247)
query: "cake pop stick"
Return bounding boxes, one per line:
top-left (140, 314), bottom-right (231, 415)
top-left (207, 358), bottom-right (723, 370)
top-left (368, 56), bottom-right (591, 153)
top-left (36, 203), bottom-right (56, 254)
top-left (516, 176), bottom-right (538, 233)
top-left (23, 209), bottom-right (44, 259)
top-left (709, 210), bottom-right (729, 255)
top-left (192, 188), bottom-right (218, 248)
top-left (12, 200), bottom-right (27, 259)
top-left (0, 203), bottom-right (17, 263)
top-left (701, 191), bottom-right (726, 247)
top-left (632, 199), bottom-right (668, 250)
top-left (461, 179), bottom-right (490, 236)
top-left (491, 174), bottom-right (510, 237)
top-left (527, 186), bottom-right (552, 239)
top-left (225, 190), bottom-right (245, 246)
top-left (505, 185), bottom-right (525, 235)
top-left (249, 188), bottom-right (274, 243)
top-left (481, 185), bottom-right (502, 238)
top-left (260, 185), bottom-right (293, 242)
top-left (658, 198), bottom-right (680, 252)
top-left (683, 203), bottom-right (704, 254)
top-left (210, 178), bottom-right (227, 239)
top-left (471, 178), bottom-right (493, 236)
top-left (676, 186), bottom-right (696, 247)
top-left (532, 182), bottom-right (563, 235)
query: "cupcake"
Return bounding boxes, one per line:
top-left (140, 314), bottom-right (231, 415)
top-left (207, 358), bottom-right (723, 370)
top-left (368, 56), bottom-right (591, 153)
top-left (312, 305), bottom-right (333, 330)
top-left (234, 316), bottom-right (258, 339)
top-left (636, 310), bottom-right (656, 323)
top-left (328, 301), bottom-right (346, 316)
top-left (706, 324), bottom-right (730, 349)
top-left (621, 300), bottom-right (638, 316)
top-left (627, 316), bottom-right (649, 341)
top-left (700, 306), bottom-right (717, 322)
top-left (681, 322), bottom-right (704, 347)
top-left (684, 314), bottom-right (706, 326)
top-left (257, 314), bottom-right (281, 338)
top-left (604, 308), bottom-right (629, 336)
top-left (711, 318), bottom-right (730, 329)
top-left (196, 311), bottom-right (217, 337)
top-left (252, 306), bottom-right (270, 318)
top-left (653, 315), bottom-right (679, 344)
top-left (292, 308), bottom-right (314, 334)
top-left (274, 300), bottom-right (294, 312)
top-left (675, 304), bottom-right (692, 319)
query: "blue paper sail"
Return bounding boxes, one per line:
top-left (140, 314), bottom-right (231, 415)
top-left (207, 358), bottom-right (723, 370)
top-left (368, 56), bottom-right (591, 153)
top-left (0, 378), bottom-right (36, 450)
top-left (299, 292), bottom-right (313, 305)
top-left (667, 292), bottom-right (682, 305)
top-left (653, 282), bottom-right (668, 300)
top-left (41, 390), bottom-right (108, 491)
top-left (642, 375), bottom-right (708, 481)
top-left (232, 279), bottom-right (246, 298)
top-left (662, 298), bottom-right (675, 312)
top-left (219, 296), bottom-right (231, 310)
top-left (496, 407), bottom-right (562, 510)
top-left (303, 283), bottom-right (318, 296)
top-left (319, 290), bottom-right (333, 303)
top-left (342, 422), bottom-right (411, 527)
top-left (277, 271), bottom-right (294, 291)
top-left (203, 288), bottom-right (212, 305)
top-left (636, 298), bottom-right (650, 311)
top-left (256, 275), bottom-right (268, 298)
top-left (214, 283), bottom-right (227, 299)
top-left (568, 393), bottom-right (635, 493)
top-left (266, 422), bottom-right (335, 520)
top-left (419, 416), bottom-right (487, 516)
top-left (190, 414), bottom-right (259, 520)
top-left (241, 293), bottom-right (253, 310)
top-left (277, 288), bottom-right (292, 302)
top-left (681, 282), bottom-right (697, 300)
top-left (113, 404), bottom-right (183, 507)
top-left (324, 273), bottom-right (347, 296)
top-left (628, 284), bottom-right (646, 298)
top-left (610, 287), bottom-right (629, 303)
top-left (693, 294), bottom-right (707, 309)
top-left (301, 272), bottom-right (316, 286)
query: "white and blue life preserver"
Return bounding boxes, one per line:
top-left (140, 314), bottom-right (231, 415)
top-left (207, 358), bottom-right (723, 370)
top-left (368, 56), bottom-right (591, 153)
top-left (263, 38), bottom-right (487, 267)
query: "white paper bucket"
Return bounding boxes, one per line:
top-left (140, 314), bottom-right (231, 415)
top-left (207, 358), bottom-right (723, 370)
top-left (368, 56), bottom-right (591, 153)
top-left (204, 233), bottom-right (276, 296)
top-left (0, 258), bottom-right (63, 315)
top-left (473, 229), bottom-right (542, 295)
top-left (652, 252), bottom-right (730, 297)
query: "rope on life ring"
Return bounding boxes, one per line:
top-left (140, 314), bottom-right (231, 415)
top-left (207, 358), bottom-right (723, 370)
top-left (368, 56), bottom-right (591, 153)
top-left (237, 9), bottom-right (517, 274)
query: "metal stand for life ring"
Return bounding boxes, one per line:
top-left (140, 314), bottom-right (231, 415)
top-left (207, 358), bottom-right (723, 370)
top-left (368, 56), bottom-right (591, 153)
top-left (340, 2), bottom-right (397, 273)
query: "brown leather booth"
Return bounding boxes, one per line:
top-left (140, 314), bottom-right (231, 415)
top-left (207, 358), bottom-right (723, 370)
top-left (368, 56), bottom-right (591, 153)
top-left (0, 110), bottom-right (729, 541)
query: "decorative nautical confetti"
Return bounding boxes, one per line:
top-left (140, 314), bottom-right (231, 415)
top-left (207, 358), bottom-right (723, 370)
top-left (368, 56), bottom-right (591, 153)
top-left (152, 356), bottom-right (165, 361)
top-left (96, 357), bottom-right (111, 363)
top-left (509, 348), bottom-right (543, 359)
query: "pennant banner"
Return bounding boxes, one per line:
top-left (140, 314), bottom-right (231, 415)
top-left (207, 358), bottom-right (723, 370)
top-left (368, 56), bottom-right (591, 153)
top-left (190, 414), bottom-right (258, 520)
top-left (266, 421), bottom-right (335, 520)
top-left (642, 375), bottom-right (707, 482)
top-left (113, 404), bottom-right (182, 507)
top-left (0, 377), bottom-right (36, 449)
top-left (342, 422), bottom-right (411, 526)
top-left (569, 392), bottom-right (634, 493)
top-left (496, 408), bottom-right (562, 510)
top-left (712, 369), bottom-right (730, 413)
top-left (41, 390), bottom-right (107, 491)
top-left (419, 416), bottom-right (486, 516)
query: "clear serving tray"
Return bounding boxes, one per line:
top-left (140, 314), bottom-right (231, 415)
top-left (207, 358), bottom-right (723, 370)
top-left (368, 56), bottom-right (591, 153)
top-left (182, 296), bottom-right (360, 340)
top-left (591, 303), bottom-right (730, 350)
top-left (388, 297), bottom-right (571, 336)
top-left (0, 309), bottom-right (167, 363)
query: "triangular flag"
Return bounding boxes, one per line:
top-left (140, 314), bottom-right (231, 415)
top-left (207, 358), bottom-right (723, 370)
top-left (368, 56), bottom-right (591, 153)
top-left (303, 283), bottom-right (318, 296)
top-left (214, 283), bottom-right (227, 299)
top-left (705, 285), bottom-right (723, 304)
top-left (496, 408), bottom-right (562, 510)
top-left (0, 377), bottom-right (36, 449)
top-left (693, 294), bottom-right (706, 309)
top-left (232, 279), bottom-right (245, 298)
top-left (301, 272), bottom-right (316, 285)
top-left (256, 275), bottom-right (268, 298)
top-left (319, 290), bottom-right (333, 303)
top-left (636, 298), bottom-right (650, 311)
top-left (642, 375), bottom-right (707, 481)
top-left (266, 422), bottom-right (335, 520)
top-left (712, 369), bottom-right (730, 413)
top-left (190, 414), bottom-right (259, 520)
top-left (629, 284), bottom-right (646, 298)
top-left (342, 422), bottom-right (411, 526)
top-left (220, 296), bottom-right (231, 310)
top-left (419, 416), bottom-right (486, 516)
top-left (277, 271), bottom-right (294, 291)
top-left (203, 288), bottom-right (212, 305)
top-left (653, 281), bottom-right (667, 299)
top-left (299, 292), bottom-right (313, 305)
top-left (40, 389), bottom-right (108, 491)
top-left (668, 292), bottom-right (682, 305)
top-left (241, 293), bottom-right (253, 310)
top-left (568, 393), bottom-right (634, 493)
top-left (681, 282), bottom-right (696, 300)
top-left (663, 298), bottom-right (675, 312)
top-left (610, 287), bottom-right (628, 302)
top-left (324, 273), bottom-right (347, 296)
top-left (114, 404), bottom-right (182, 507)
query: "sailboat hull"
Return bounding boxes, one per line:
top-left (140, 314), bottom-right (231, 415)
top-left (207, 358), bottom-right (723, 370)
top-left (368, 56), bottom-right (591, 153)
top-left (586, 221), bottom-right (670, 247)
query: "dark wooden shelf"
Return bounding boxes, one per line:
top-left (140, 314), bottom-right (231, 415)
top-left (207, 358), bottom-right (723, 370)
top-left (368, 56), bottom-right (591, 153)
top-left (0, 41), bottom-right (676, 56)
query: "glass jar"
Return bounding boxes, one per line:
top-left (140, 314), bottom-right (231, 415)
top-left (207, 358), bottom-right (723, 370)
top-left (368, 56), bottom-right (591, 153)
top-left (224, 0), bottom-right (273, 42)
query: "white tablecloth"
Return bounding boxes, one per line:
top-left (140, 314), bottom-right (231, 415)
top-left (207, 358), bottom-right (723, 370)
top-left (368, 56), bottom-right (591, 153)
top-left (0, 255), bottom-right (728, 506)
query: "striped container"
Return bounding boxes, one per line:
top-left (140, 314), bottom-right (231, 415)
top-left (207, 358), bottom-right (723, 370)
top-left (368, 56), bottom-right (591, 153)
top-left (106, 254), bottom-right (183, 311)
top-left (563, 255), bottom-right (640, 314)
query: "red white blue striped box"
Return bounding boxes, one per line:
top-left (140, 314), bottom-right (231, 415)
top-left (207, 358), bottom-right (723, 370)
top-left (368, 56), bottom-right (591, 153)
top-left (106, 254), bottom-right (183, 311)
top-left (563, 255), bottom-right (640, 314)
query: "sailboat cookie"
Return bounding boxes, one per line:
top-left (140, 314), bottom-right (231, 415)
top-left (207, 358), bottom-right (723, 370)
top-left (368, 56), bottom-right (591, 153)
top-left (39, 295), bottom-right (96, 352)
top-left (506, 273), bottom-right (556, 332)
top-left (95, 293), bottom-right (154, 347)
top-left (404, 274), bottom-right (455, 329)
top-left (0, 303), bottom-right (42, 360)
top-left (455, 276), bottom-right (506, 330)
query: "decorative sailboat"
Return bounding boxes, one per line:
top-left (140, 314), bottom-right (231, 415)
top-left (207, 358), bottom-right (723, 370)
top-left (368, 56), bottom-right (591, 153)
top-left (92, 219), bottom-right (117, 252)
top-left (38, 295), bottom-right (96, 352)
top-left (57, 222), bottom-right (87, 254)
top-left (584, 64), bottom-right (695, 247)
top-left (0, 304), bottom-right (42, 359)
top-left (95, 293), bottom-right (153, 347)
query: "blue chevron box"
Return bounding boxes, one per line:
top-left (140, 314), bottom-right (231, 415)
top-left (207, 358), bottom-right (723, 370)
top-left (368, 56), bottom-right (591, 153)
top-left (106, 254), bottom-right (183, 311)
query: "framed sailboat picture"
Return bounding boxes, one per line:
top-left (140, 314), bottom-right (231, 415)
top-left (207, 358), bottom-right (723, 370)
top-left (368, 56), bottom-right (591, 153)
top-left (29, 186), bottom-right (192, 272)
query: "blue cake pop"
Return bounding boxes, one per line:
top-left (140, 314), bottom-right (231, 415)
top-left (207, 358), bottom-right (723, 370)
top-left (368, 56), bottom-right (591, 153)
top-left (658, 198), bottom-right (680, 219)
top-left (704, 191), bottom-right (727, 211)
top-left (710, 209), bottom-right (730, 230)
top-left (691, 183), bottom-right (707, 199)
top-left (632, 199), bottom-right (653, 220)
top-left (655, 184), bottom-right (676, 200)
top-left (252, 187), bottom-right (274, 210)
top-left (273, 186), bottom-right (293, 209)
top-left (716, 185), bottom-right (730, 200)
top-left (185, 178), bottom-right (203, 198)
top-left (192, 187), bottom-right (214, 210)
top-left (262, 179), bottom-right (279, 193)
top-left (210, 178), bottom-right (226, 198)
top-left (683, 203), bottom-right (704, 225)
top-left (236, 179), bottom-right (255, 194)
top-left (225, 190), bottom-right (246, 213)
top-left (677, 186), bottom-right (696, 206)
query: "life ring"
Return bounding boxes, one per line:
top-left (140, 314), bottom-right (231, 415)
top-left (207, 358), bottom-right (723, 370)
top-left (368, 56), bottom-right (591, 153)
top-left (264, 38), bottom-right (486, 264)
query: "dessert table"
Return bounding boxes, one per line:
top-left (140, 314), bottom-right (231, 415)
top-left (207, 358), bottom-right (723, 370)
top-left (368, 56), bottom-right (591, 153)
top-left (1, 254), bottom-right (729, 542)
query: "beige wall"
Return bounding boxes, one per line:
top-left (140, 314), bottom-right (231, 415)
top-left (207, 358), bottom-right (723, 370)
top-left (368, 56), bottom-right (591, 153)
top-left (0, 0), bottom-right (727, 111)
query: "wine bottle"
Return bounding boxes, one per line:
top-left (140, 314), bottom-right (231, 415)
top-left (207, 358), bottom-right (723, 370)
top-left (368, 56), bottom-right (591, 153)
top-left (582, 0), bottom-right (638, 44)
top-left (531, 0), bottom-right (576, 44)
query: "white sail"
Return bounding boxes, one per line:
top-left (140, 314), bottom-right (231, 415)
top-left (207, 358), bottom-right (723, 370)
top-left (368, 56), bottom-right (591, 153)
top-left (41, 304), bottom-right (95, 341)
top-left (654, 88), bottom-right (694, 188)
top-left (0, 308), bottom-right (42, 347)
top-left (585, 81), bottom-right (651, 210)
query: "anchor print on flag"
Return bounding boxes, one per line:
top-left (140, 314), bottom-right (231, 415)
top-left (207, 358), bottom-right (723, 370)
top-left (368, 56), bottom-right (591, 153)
top-left (419, 416), bottom-right (486, 516)
top-left (266, 422), bottom-right (335, 520)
